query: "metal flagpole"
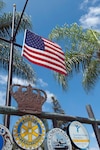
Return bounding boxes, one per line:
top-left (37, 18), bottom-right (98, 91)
top-left (4, 0), bottom-right (29, 129)
top-left (4, 4), bottom-right (16, 128)
top-left (13, 0), bottom-right (29, 42)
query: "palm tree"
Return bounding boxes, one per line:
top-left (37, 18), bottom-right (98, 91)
top-left (0, 0), bottom-right (36, 83)
top-left (49, 23), bottom-right (100, 92)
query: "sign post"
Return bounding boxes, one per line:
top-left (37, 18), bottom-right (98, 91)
top-left (86, 105), bottom-right (100, 148)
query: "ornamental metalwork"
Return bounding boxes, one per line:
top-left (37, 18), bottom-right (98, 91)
top-left (10, 84), bottom-right (47, 113)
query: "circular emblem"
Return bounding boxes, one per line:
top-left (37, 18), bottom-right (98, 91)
top-left (0, 124), bottom-right (13, 150)
top-left (47, 128), bottom-right (72, 150)
top-left (68, 121), bottom-right (90, 149)
top-left (13, 115), bottom-right (46, 150)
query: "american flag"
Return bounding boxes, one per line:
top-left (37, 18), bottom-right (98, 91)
top-left (22, 30), bottom-right (67, 75)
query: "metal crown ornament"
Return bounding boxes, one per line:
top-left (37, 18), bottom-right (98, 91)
top-left (10, 84), bottom-right (47, 113)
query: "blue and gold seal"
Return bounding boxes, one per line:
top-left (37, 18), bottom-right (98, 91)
top-left (13, 115), bottom-right (46, 150)
top-left (0, 124), bottom-right (13, 150)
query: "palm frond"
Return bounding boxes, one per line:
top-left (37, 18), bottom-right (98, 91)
top-left (65, 51), bottom-right (92, 74)
top-left (53, 73), bottom-right (68, 90)
top-left (0, 0), bottom-right (5, 11)
top-left (0, 7), bottom-right (36, 84)
top-left (49, 23), bottom-right (100, 91)
top-left (0, 42), bottom-right (36, 83)
top-left (82, 60), bottom-right (100, 92)
top-left (0, 12), bottom-right (32, 38)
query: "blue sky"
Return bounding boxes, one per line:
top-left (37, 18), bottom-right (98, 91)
top-left (0, 0), bottom-right (100, 149)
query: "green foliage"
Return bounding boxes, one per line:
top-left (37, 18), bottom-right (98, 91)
top-left (0, 0), bottom-right (5, 11)
top-left (49, 23), bottom-right (100, 92)
top-left (0, 0), bottom-right (36, 84)
top-left (0, 12), bottom-right (32, 39)
top-left (83, 59), bottom-right (100, 91)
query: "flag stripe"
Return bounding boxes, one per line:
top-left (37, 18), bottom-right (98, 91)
top-left (44, 44), bottom-right (65, 59)
top-left (43, 38), bottom-right (63, 53)
top-left (23, 52), bottom-right (67, 75)
top-left (41, 47), bottom-right (65, 60)
top-left (43, 38), bottom-right (62, 50)
top-left (24, 44), bottom-right (65, 65)
top-left (24, 46), bottom-right (66, 69)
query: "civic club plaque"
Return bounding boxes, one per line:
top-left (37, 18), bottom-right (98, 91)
top-left (0, 124), bottom-right (13, 150)
top-left (46, 128), bottom-right (72, 150)
top-left (13, 115), bottom-right (46, 150)
top-left (68, 121), bottom-right (90, 149)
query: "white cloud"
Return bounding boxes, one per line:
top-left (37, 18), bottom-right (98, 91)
top-left (46, 90), bottom-right (55, 103)
top-left (91, 131), bottom-right (95, 138)
top-left (90, 147), bottom-right (99, 150)
top-left (37, 78), bottom-right (48, 87)
top-left (92, 0), bottom-right (99, 4)
top-left (42, 105), bottom-right (50, 112)
top-left (0, 91), bottom-right (6, 106)
top-left (12, 76), bottom-right (32, 86)
top-left (0, 74), bottom-right (7, 84)
top-left (79, 7), bottom-right (100, 30)
top-left (80, 0), bottom-right (89, 10)
top-left (0, 74), bottom-right (35, 86)
top-left (80, 0), bottom-right (99, 10)
top-left (0, 72), bottom-right (47, 89)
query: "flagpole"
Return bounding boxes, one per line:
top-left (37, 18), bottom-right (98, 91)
top-left (4, 4), bottom-right (16, 128)
top-left (13, 0), bottom-right (29, 41)
top-left (4, 0), bottom-right (29, 129)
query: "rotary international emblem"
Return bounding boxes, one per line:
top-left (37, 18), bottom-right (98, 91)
top-left (13, 115), bottom-right (46, 150)
top-left (0, 124), bottom-right (13, 150)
